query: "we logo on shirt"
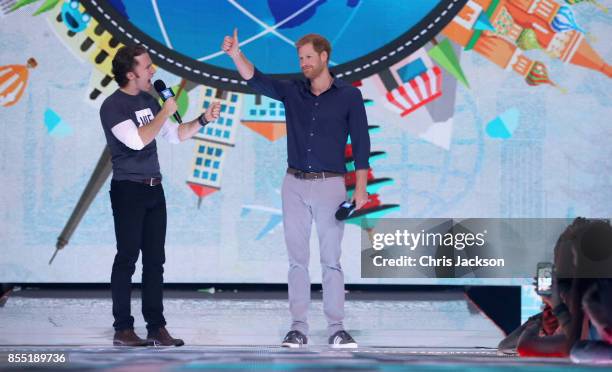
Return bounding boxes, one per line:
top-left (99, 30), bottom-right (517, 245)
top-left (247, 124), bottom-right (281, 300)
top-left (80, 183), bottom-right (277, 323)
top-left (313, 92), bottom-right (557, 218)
top-left (134, 108), bottom-right (154, 127)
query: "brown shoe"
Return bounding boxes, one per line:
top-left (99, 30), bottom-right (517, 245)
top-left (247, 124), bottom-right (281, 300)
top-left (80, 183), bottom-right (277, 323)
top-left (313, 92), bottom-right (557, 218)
top-left (147, 327), bottom-right (185, 347)
top-left (113, 329), bottom-right (149, 346)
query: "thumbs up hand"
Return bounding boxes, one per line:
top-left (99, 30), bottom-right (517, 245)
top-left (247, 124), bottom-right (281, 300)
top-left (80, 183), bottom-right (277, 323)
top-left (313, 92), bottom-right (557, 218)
top-left (222, 28), bottom-right (241, 59)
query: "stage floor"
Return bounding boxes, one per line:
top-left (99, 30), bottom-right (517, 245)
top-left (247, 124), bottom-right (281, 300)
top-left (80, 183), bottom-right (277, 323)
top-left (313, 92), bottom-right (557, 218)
top-left (0, 288), bottom-right (605, 370)
top-left (0, 345), bottom-right (587, 371)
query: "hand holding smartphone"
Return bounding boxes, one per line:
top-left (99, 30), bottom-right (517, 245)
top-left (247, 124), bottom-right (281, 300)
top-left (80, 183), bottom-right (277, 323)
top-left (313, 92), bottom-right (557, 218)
top-left (536, 262), bottom-right (553, 296)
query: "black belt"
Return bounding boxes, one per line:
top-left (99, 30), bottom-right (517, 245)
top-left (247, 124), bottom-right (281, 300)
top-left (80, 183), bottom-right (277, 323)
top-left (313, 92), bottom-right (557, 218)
top-left (287, 168), bottom-right (343, 180)
top-left (133, 177), bottom-right (162, 186)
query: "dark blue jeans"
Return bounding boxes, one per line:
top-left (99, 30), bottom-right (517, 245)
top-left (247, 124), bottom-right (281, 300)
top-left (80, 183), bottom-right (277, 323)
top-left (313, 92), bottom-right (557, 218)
top-left (110, 179), bottom-right (167, 332)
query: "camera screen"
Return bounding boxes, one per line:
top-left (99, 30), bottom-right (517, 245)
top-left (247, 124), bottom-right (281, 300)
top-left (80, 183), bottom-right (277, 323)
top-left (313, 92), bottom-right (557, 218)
top-left (537, 265), bottom-right (552, 293)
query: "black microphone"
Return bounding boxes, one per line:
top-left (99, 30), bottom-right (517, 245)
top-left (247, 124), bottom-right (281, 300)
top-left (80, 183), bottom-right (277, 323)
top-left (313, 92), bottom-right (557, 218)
top-left (335, 201), bottom-right (356, 221)
top-left (153, 79), bottom-right (182, 124)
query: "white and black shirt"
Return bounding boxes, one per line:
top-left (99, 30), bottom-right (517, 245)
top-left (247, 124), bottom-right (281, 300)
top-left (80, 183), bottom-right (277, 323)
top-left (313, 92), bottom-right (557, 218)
top-left (100, 89), bottom-right (179, 181)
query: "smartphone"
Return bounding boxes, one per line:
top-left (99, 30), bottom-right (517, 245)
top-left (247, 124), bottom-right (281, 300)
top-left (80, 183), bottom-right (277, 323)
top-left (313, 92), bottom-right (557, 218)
top-left (536, 262), bottom-right (553, 296)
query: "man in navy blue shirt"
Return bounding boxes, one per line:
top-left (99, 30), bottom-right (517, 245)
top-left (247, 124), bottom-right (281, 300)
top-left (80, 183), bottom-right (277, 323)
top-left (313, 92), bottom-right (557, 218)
top-left (223, 30), bottom-right (370, 348)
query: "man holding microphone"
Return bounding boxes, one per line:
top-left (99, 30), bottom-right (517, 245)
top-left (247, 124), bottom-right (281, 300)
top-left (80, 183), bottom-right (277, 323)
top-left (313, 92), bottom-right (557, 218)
top-left (222, 30), bottom-right (370, 348)
top-left (100, 44), bottom-right (220, 346)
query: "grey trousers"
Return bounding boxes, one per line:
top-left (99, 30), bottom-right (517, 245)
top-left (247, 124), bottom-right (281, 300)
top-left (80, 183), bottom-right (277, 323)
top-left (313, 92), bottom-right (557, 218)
top-left (281, 173), bottom-right (347, 336)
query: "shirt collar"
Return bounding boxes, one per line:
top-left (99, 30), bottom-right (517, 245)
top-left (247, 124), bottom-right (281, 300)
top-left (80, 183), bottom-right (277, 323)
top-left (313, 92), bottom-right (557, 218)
top-left (302, 71), bottom-right (346, 92)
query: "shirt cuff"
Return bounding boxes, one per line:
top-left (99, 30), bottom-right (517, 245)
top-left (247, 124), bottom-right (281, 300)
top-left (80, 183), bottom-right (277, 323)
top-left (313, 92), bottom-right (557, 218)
top-left (246, 68), bottom-right (262, 83)
top-left (354, 162), bottom-right (370, 170)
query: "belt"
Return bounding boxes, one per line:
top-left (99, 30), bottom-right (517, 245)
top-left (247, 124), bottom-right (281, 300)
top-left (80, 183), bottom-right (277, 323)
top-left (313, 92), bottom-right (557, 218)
top-left (287, 167), bottom-right (343, 180)
top-left (133, 177), bottom-right (162, 186)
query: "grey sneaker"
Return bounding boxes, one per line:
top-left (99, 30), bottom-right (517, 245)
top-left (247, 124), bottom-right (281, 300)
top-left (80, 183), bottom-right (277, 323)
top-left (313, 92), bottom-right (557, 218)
top-left (281, 330), bottom-right (308, 348)
top-left (329, 330), bottom-right (358, 349)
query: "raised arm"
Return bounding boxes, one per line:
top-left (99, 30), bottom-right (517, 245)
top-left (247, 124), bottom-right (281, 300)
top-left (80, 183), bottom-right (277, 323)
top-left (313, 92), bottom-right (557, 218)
top-left (175, 101), bottom-right (221, 141)
top-left (222, 28), bottom-right (254, 80)
top-left (137, 99), bottom-right (176, 146)
top-left (222, 28), bottom-right (291, 101)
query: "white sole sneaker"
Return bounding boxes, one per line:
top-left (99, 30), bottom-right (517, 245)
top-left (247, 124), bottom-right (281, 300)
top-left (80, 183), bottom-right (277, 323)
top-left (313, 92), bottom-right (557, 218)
top-left (331, 342), bottom-right (358, 349)
top-left (281, 342), bottom-right (306, 348)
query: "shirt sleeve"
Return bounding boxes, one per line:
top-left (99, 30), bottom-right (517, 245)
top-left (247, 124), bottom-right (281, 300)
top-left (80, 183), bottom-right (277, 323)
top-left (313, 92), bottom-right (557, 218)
top-left (246, 68), bottom-right (292, 101)
top-left (110, 119), bottom-right (145, 150)
top-left (100, 100), bottom-right (145, 150)
top-left (100, 99), bottom-right (128, 133)
top-left (347, 88), bottom-right (371, 170)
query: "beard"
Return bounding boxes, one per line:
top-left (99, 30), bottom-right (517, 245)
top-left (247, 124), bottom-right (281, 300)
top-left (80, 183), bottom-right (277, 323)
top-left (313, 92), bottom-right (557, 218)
top-left (302, 64), bottom-right (324, 80)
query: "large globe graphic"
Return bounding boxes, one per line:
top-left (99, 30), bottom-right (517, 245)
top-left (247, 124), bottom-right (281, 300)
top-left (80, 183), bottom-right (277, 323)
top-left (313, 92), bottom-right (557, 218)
top-left (83, 0), bottom-right (465, 91)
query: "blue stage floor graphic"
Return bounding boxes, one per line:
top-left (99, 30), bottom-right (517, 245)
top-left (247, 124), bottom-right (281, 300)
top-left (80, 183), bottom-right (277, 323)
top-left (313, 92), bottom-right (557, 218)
top-left (0, 289), bottom-right (606, 370)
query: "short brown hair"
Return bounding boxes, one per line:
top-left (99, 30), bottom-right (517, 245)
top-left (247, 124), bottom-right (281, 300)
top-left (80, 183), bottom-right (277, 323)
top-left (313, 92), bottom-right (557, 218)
top-left (296, 34), bottom-right (331, 61)
top-left (112, 44), bottom-right (148, 87)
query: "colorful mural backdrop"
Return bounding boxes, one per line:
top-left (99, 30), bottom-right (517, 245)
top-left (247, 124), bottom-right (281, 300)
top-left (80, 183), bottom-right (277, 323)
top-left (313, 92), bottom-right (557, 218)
top-left (1, 0), bottom-right (610, 284)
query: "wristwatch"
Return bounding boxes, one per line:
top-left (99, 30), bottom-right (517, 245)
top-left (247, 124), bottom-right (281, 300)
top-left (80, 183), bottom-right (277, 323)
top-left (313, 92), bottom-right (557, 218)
top-left (198, 113), bottom-right (210, 127)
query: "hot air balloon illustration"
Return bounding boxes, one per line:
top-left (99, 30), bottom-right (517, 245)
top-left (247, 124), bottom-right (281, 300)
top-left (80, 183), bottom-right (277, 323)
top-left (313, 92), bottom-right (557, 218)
top-left (0, 58), bottom-right (37, 107)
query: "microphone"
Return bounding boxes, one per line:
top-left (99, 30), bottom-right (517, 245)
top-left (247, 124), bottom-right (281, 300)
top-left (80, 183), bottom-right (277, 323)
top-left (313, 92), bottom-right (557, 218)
top-left (335, 201), bottom-right (356, 221)
top-left (153, 79), bottom-right (182, 123)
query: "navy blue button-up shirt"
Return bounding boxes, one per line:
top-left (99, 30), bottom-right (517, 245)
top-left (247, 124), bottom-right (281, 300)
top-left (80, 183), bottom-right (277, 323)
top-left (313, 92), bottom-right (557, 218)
top-left (247, 69), bottom-right (370, 174)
